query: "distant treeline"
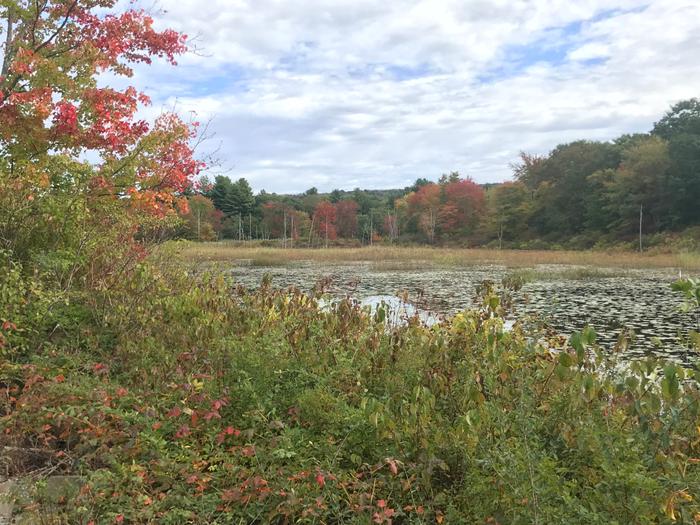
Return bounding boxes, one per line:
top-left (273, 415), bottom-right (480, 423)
top-left (179, 99), bottom-right (700, 249)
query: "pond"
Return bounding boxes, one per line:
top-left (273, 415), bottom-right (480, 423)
top-left (226, 261), bottom-right (698, 363)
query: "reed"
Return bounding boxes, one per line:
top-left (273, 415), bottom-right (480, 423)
top-left (175, 241), bottom-right (700, 271)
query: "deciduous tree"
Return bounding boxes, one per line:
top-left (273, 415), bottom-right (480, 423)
top-left (335, 199), bottom-right (359, 238)
top-left (0, 0), bottom-right (200, 276)
top-left (313, 201), bottom-right (337, 245)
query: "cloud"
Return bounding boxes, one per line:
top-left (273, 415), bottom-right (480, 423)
top-left (118, 0), bottom-right (700, 192)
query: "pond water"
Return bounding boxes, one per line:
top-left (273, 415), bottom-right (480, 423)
top-left (226, 261), bottom-right (698, 363)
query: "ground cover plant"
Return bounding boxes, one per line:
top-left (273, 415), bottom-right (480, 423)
top-left (3, 253), bottom-right (700, 523)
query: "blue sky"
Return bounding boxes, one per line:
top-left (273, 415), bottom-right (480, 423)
top-left (123, 0), bottom-right (700, 193)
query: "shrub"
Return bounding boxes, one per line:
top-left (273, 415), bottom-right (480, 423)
top-left (2, 260), bottom-right (700, 523)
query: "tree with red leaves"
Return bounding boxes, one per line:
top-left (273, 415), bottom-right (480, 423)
top-left (441, 177), bottom-right (486, 234)
top-left (313, 201), bottom-right (337, 247)
top-left (0, 0), bottom-right (201, 273)
top-left (406, 183), bottom-right (440, 242)
top-left (335, 199), bottom-right (359, 239)
top-left (404, 177), bottom-right (485, 241)
top-left (261, 202), bottom-right (309, 242)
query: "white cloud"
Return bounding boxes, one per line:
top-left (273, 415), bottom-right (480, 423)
top-left (568, 42), bottom-right (610, 61)
top-left (116, 0), bottom-right (700, 192)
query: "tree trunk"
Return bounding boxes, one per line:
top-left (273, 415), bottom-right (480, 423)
top-left (283, 211), bottom-right (287, 248)
top-left (639, 204), bottom-right (643, 253)
top-left (1, 11), bottom-right (15, 79)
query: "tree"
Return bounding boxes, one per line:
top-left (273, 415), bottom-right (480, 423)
top-left (441, 178), bottom-right (485, 234)
top-left (383, 213), bottom-right (399, 242)
top-left (195, 174), bottom-right (213, 195)
top-left (406, 184), bottom-right (440, 243)
top-left (261, 201), bottom-right (308, 241)
top-left (329, 189), bottom-right (343, 203)
top-left (229, 177), bottom-right (255, 217)
top-left (653, 99), bottom-right (700, 138)
top-left (485, 182), bottom-right (532, 244)
top-left (602, 136), bottom-right (672, 235)
top-left (653, 99), bottom-right (700, 226)
top-left (299, 190), bottom-right (321, 215)
top-left (180, 195), bottom-right (223, 241)
top-left (209, 176), bottom-right (254, 219)
top-left (313, 201), bottom-right (337, 246)
top-left (512, 152), bottom-right (546, 189)
top-left (410, 178), bottom-right (431, 192)
top-left (335, 200), bottom-right (359, 238)
top-left (437, 203), bottom-right (460, 233)
top-left (0, 0), bottom-right (199, 278)
top-left (352, 188), bottom-right (373, 215)
top-left (516, 142), bottom-right (619, 238)
top-left (438, 171), bottom-right (461, 185)
top-left (210, 176), bottom-right (234, 214)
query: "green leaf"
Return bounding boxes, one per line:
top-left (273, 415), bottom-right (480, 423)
top-left (689, 330), bottom-right (700, 350)
top-left (555, 364), bottom-right (568, 380)
top-left (570, 332), bottom-right (586, 362)
top-left (582, 326), bottom-right (597, 345)
top-left (672, 279), bottom-right (693, 293)
top-left (558, 352), bottom-right (573, 368)
top-left (661, 365), bottom-right (680, 402)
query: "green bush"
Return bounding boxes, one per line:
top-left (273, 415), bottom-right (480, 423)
top-left (2, 259), bottom-right (700, 523)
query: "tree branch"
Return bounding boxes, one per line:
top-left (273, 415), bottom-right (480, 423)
top-left (33, 0), bottom-right (79, 54)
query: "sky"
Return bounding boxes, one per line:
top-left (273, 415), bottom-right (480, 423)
top-left (119, 0), bottom-right (700, 193)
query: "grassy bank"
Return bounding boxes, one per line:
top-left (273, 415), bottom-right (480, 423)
top-left (2, 252), bottom-right (700, 523)
top-left (177, 241), bottom-right (700, 270)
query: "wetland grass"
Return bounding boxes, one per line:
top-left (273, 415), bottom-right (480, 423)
top-left (176, 241), bottom-right (700, 271)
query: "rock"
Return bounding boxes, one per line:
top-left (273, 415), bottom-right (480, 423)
top-left (0, 480), bottom-right (15, 525)
top-left (0, 476), bottom-right (83, 525)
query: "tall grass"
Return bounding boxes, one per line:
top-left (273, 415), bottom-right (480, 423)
top-left (176, 241), bottom-right (700, 270)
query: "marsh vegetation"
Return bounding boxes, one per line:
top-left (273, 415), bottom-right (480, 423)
top-left (182, 244), bottom-right (700, 362)
top-left (4, 252), bottom-right (700, 523)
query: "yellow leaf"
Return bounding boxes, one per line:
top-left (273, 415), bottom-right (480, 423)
top-left (665, 490), bottom-right (693, 521)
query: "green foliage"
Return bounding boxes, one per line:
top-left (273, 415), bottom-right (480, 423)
top-left (3, 259), bottom-right (700, 523)
top-left (192, 99), bottom-right (700, 248)
top-left (208, 176), bottom-right (255, 219)
top-left (0, 250), bottom-right (72, 366)
top-left (673, 278), bottom-right (700, 348)
top-left (673, 277), bottom-right (700, 310)
top-left (652, 99), bottom-right (700, 227)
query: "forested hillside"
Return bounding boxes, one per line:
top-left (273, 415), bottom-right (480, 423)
top-left (183, 99), bottom-right (700, 249)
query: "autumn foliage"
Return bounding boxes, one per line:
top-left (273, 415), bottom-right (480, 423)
top-left (4, 261), bottom-right (700, 523)
top-left (0, 0), bottom-right (200, 271)
top-left (402, 177), bottom-right (485, 242)
top-left (335, 199), bottom-right (359, 238)
top-left (313, 200), bottom-right (338, 241)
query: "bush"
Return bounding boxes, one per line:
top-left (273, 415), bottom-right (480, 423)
top-left (2, 260), bottom-right (700, 523)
